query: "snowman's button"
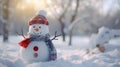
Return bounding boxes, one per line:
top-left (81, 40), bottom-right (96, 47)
top-left (33, 46), bottom-right (39, 51)
top-left (34, 53), bottom-right (38, 58)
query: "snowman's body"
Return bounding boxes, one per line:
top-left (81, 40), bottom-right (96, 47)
top-left (21, 41), bottom-right (49, 62)
top-left (19, 11), bottom-right (57, 63)
top-left (19, 21), bottom-right (54, 62)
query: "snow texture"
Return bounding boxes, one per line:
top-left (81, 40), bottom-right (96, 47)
top-left (90, 27), bottom-right (120, 48)
top-left (0, 28), bottom-right (120, 67)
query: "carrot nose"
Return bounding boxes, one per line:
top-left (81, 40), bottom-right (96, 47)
top-left (34, 28), bottom-right (39, 32)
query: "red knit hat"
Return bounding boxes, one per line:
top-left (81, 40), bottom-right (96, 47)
top-left (29, 10), bottom-right (49, 25)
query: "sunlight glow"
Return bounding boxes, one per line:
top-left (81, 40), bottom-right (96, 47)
top-left (17, 0), bottom-right (47, 10)
top-left (47, 0), bottom-right (52, 4)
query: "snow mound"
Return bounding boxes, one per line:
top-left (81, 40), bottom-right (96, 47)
top-left (90, 27), bottom-right (120, 48)
top-left (0, 36), bottom-right (120, 67)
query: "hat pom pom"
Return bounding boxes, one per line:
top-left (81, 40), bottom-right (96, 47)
top-left (37, 10), bottom-right (47, 16)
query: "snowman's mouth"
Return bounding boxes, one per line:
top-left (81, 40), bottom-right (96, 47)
top-left (33, 31), bottom-right (42, 35)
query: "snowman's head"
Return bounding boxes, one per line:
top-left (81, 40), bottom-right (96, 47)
top-left (28, 10), bottom-right (49, 36)
top-left (29, 24), bottom-right (49, 36)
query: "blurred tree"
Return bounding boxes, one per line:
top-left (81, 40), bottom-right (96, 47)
top-left (46, 0), bottom-right (71, 41)
top-left (46, 0), bottom-right (91, 45)
top-left (2, 0), bottom-right (9, 42)
top-left (68, 0), bottom-right (80, 45)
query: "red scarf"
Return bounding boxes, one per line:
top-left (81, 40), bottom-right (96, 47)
top-left (18, 38), bottom-right (30, 48)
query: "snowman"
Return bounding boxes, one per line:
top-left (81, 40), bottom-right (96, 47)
top-left (18, 10), bottom-right (57, 63)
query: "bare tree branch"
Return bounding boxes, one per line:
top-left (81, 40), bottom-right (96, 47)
top-left (47, 0), bottom-right (71, 21)
top-left (51, 31), bottom-right (61, 40)
top-left (70, 0), bottom-right (80, 23)
top-left (15, 28), bottom-right (26, 38)
top-left (59, 0), bottom-right (71, 20)
top-left (46, 0), bottom-right (71, 41)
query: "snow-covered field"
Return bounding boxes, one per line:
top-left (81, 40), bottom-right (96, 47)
top-left (0, 36), bottom-right (120, 67)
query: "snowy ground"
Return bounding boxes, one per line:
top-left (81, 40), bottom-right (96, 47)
top-left (0, 36), bottom-right (120, 67)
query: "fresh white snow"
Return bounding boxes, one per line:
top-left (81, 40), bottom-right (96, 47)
top-left (0, 36), bottom-right (120, 67)
top-left (90, 27), bottom-right (120, 48)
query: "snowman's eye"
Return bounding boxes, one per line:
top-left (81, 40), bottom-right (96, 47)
top-left (33, 26), bottom-right (35, 28)
top-left (39, 26), bottom-right (41, 28)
